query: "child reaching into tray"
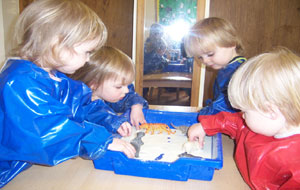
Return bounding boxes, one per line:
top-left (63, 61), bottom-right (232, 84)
top-left (0, 0), bottom-right (136, 187)
top-left (188, 47), bottom-right (300, 189)
top-left (184, 17), bottom-right (246, 115)
top-left (70, 46), bottom-right (148, 136)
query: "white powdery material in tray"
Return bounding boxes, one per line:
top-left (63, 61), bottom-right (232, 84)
top-left (122, 128), bottom-right (212, 162)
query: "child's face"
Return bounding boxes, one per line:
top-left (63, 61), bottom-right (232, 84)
top-left (92, 77), bottom-right (129, 103)
top-left (242, 109), bottom-right (287, 137)
top-left (57, 39), bottom-right (99, 74)
top-left (197, 46), bottom-right (237, 69)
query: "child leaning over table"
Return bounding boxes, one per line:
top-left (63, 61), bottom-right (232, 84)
top-left (188, 47), bottom-right (300, 189)
top-left (184, 17), bottom-right (246, 115)
top-left (70, 46), bottom-right (148, 135)
top-left (0, 0), bottom-right (136, 188)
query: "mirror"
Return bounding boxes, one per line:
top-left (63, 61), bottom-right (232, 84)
top-left (134, 0), bottom-right (206, 107)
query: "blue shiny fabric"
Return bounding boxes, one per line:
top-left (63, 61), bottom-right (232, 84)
top-left (88, 84), bottom-right (148, 133)
top-left (199, 56), bottom-right (247, 115)
top-left (105, 84), bottom-right (148, 113)
top-left (0, 59), bottom-right (116, 187)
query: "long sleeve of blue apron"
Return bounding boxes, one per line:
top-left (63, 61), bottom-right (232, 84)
top-left (0, 59), bottom-right (114, 188)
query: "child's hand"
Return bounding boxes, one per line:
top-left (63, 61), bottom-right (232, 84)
top-left (187, 123), bottom-right (206, 148)
top-left (107, 138), bottom-right (136, 158)
top-left (117, 122), bottom-right (132, 137)
top-left (130, 104), bottom-right (146, 129)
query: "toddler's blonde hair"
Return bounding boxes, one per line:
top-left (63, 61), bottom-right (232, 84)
top-left (70, 46), bottom-right (135, 89)
top-left (184, 17), bottom-right (244, 57)
top-left (229, 47), bottom-right (300, 126)
top-left (13, 0), bottom-right (107, 70)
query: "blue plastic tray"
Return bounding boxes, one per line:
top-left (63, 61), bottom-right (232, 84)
top-left (93, 109), bottom-right (223, 181)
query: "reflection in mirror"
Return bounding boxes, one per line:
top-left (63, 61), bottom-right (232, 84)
top-left (143, 0), bottom-right (197, 106)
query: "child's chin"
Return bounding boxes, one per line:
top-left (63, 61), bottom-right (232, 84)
top-left (212, 65), bottom-right (222, 70)
top-left (110, 98), bottom-right (123, 103)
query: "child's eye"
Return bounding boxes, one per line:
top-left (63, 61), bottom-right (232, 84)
top-left (207, 53), bottom-right (214, 57)
top-left (87, 50), bottom-right (95, 56)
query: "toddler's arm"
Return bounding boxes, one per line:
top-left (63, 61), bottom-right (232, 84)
top-left (199, 112), bottom-right (243, 139)
top-left (187, 123), bottom-right (206, 148)
top-left (130, 104), bottom-right (146, 129)
top-left (108, 138), bottom-right (136, 158)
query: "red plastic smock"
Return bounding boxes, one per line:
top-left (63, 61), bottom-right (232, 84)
top-left (199, 112), bottom-right (300, 189)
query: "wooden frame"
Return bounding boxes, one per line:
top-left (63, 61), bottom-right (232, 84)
top-left (134, 0), bottom-right (206, 107)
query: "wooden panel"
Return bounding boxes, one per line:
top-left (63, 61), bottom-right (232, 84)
top-left (83, 0), bottom-right (134, 57)
top-left (19, 0), bottom-right (134, 57)
top-left (209, 0), bottom-right (300, 58)
top-left (143, 72), bottom-right (192, 88)
top-left (202, 67), bottom-right (217, 105)
top-left (135, 0), bottom-right (145, 95)
top-left (202, 0), bottom-right (300, 105)
top-left (19, 0), bottom-right (33, 12)
top-left (190, 0), bottom-right (206, 107)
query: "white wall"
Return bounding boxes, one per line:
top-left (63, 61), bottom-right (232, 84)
top-left (0, 0), bottom-right (19, 68)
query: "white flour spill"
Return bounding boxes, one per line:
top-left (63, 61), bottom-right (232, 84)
top-left (122, 128), bottom-right (212, 162)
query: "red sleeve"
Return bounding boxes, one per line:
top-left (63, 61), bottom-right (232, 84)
top-left (198, 112), bottom-right (245, 139)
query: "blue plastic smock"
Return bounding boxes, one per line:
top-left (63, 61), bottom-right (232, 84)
top-left (0, 59), bottom-right (117, 188)
top-left (84, 84), bottom-right (148, 133)
top-left (199, 56), bottom-right (247, 115)
top-left (105, 84), bottom-right (148, 113)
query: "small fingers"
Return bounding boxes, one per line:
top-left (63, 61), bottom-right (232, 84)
top-left (124, 122), bottom-right (132, 136)
top-left (123, 142), bottom-right (136, 158)
top-left (118, 122), bottom-right (132, 137)
top-left (117, 128), bottom-right (126, 137)
top-left (188, 135), bottom-right (204, 149)
top-left (131, 118), bottom-right (146, 130)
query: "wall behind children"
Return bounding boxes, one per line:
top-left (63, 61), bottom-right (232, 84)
top-left (15, 0), bottom-right (300, 106)
top-left (203, 0), bottom-right (300, 103)
top-left (19, 0), bottom-right (134, 58)
top-left (0, 0), bottom-right (19, 68)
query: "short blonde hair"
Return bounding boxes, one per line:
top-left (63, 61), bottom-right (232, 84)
top-left (70, 46), bottom-right (135, 88)
top-left (13, 0), bottom-right (107, 69)
top-left (184, 17), bottom-right (244, 57)
top-left (228, 47), bottom-right (300, 126)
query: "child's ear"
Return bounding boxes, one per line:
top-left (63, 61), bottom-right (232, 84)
top-left (264, 102), bottom-right (283, 120)
top-left (89, 81), bottom-right (97, 91)
top-left (231, 45), bottom-right (237, 51)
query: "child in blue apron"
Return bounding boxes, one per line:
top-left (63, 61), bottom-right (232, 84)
top-left (184, 17), bottom-right (247, 115)
top-left (0, 0), bottom-right (135, 187)
top-left (70, 46), bottom-right (149, 135)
